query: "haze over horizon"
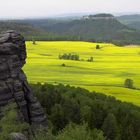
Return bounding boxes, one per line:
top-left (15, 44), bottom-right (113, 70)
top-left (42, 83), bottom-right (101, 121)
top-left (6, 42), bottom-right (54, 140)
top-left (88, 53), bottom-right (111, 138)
top-left (0, 0), bottom-right (140, 19)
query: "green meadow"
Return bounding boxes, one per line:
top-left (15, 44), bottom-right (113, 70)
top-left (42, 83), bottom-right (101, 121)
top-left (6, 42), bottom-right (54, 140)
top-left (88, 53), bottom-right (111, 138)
top-left (24, 41), bottom-right (140, 106)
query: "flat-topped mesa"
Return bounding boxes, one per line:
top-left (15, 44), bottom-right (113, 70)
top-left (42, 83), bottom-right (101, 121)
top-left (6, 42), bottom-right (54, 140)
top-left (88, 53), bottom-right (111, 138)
top-left (0, 31), bottom-right (47, 129)
top-left (83, 14), bottom-right (115, 20)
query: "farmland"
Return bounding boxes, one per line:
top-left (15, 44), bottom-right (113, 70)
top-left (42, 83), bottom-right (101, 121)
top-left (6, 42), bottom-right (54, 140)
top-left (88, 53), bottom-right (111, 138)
top-left (24, 41), bottom-right (140, 106)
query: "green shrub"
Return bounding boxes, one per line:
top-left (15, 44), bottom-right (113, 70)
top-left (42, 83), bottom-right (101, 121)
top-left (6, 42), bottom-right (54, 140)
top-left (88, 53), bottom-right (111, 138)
top-left (0, 103), bottom-right (29, 140)
top-left (56, 123), bottom-right (105, 140)
top-left (124, 79), bottom-right (134, 89)
top-left (96, 45), bottom-right (100, 49)
top-left (59, 53), bottom-right (80, 61)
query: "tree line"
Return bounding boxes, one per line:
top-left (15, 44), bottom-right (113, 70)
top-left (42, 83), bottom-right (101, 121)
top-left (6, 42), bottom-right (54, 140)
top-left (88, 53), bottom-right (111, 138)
top-left (30, 83), bottom-right (140, 140)
top-left (0, 83), bottom-right (140, 139)
top-left (59, 53), bottom-right (94, 62)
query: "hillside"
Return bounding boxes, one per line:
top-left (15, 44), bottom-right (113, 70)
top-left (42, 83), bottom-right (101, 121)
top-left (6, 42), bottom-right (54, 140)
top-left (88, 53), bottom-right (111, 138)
top-left (1, 14), bottom-right (140, 45)
top-left (127, 22), bottom-right (140, 30)
top-left (43, 17), bottom-right (140, 45)
top-left (0, 21), bottom-right (40, 35)
top-left (118, 14), bottom-right (140, 30)
top-left (21, 14), bottom-right (140, 45)
top-left (118, 14), bottom-right (140, 24)
top-left (0, 21), bottom-right (49, 40)
top-left (24, 41), bottom-right (140, 106)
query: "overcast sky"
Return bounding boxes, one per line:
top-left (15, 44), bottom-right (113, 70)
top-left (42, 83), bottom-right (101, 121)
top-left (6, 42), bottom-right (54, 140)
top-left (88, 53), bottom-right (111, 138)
top-left (0, 0), bottom-right (140, 18)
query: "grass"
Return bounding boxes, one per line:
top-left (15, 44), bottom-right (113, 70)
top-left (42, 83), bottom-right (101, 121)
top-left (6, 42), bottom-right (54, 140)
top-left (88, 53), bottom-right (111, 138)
top-left (24, 41), bottom-right (140, 106)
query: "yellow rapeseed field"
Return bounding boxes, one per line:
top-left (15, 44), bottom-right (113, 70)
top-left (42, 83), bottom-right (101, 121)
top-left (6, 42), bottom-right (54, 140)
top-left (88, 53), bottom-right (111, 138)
top-left (24, 41), bottom-right (140, 106)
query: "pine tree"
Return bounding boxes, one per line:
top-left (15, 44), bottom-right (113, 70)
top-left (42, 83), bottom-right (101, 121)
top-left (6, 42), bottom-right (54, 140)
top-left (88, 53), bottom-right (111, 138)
top-left (102, 113), bottom-right (119, 140)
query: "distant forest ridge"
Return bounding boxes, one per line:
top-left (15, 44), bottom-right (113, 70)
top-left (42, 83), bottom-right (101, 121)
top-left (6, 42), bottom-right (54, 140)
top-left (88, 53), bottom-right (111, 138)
top-left (117, 14), bottom-right (140, 31)
top-left (1, 13), bottom-right (140, 45)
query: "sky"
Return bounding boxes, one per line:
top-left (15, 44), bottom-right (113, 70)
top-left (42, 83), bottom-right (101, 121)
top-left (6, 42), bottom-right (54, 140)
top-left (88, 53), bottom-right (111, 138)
top-left (0, 0), bottom-right (140, 19)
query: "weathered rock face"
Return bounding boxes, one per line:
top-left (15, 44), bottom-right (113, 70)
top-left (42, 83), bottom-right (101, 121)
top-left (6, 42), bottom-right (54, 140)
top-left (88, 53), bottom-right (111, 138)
top-left (10, 133), bottom-right (28, 140)
top-left (0, 31), bottom-right (47, 128)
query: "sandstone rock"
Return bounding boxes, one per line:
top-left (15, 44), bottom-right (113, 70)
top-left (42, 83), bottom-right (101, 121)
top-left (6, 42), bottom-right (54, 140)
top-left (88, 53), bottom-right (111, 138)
top-left (10, 133), bottom-right (28, 140)
top-left (0, 31), bottom-right (47, 134)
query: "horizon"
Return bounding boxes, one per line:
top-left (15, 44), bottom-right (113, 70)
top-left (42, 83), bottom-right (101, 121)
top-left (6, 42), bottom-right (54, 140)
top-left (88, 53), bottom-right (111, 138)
top-left (0, 0), bottom-right (140, 19)
top-left (0, 12), bottom-right (140, 20)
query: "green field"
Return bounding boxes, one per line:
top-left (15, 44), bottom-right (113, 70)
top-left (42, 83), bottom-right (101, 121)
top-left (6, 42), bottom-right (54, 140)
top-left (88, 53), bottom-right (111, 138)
top-left (24, 41), bottom-right (140, 106)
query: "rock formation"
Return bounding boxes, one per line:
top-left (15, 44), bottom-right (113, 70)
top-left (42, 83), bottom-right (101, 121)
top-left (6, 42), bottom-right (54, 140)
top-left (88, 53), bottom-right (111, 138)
top-left (10, 133), bottom-right (28, 140)
top-left (0, 31), bottom-right (47, 138)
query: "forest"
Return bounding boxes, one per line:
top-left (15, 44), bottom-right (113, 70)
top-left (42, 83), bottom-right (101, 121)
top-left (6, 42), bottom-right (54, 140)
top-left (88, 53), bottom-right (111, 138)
top-left (1, 83), bottom-right (140, 140)
top-left (1, 14), bottom-right (140, 45)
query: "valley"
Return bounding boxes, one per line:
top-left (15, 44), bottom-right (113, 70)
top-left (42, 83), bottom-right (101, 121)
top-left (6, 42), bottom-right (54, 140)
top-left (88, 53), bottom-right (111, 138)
top-left (24, 41), bottom-right (140, 106)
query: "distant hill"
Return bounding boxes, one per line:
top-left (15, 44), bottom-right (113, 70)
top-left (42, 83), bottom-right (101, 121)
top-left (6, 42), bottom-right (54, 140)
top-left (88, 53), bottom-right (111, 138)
top-left (117, 14), bottom-right (140, 24)
top-left (117, 14), bottom-right (140, 31)
top-left (1, 14), bottom-right (140, 45)
top-left (0, 21), bottom-right (49, 40)
top-left (126, 22), bottom-right (140, 30)
top-left (0, 21), bottom-right (40, 35)
top-left (30, 14), bottom-right (140, 45)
